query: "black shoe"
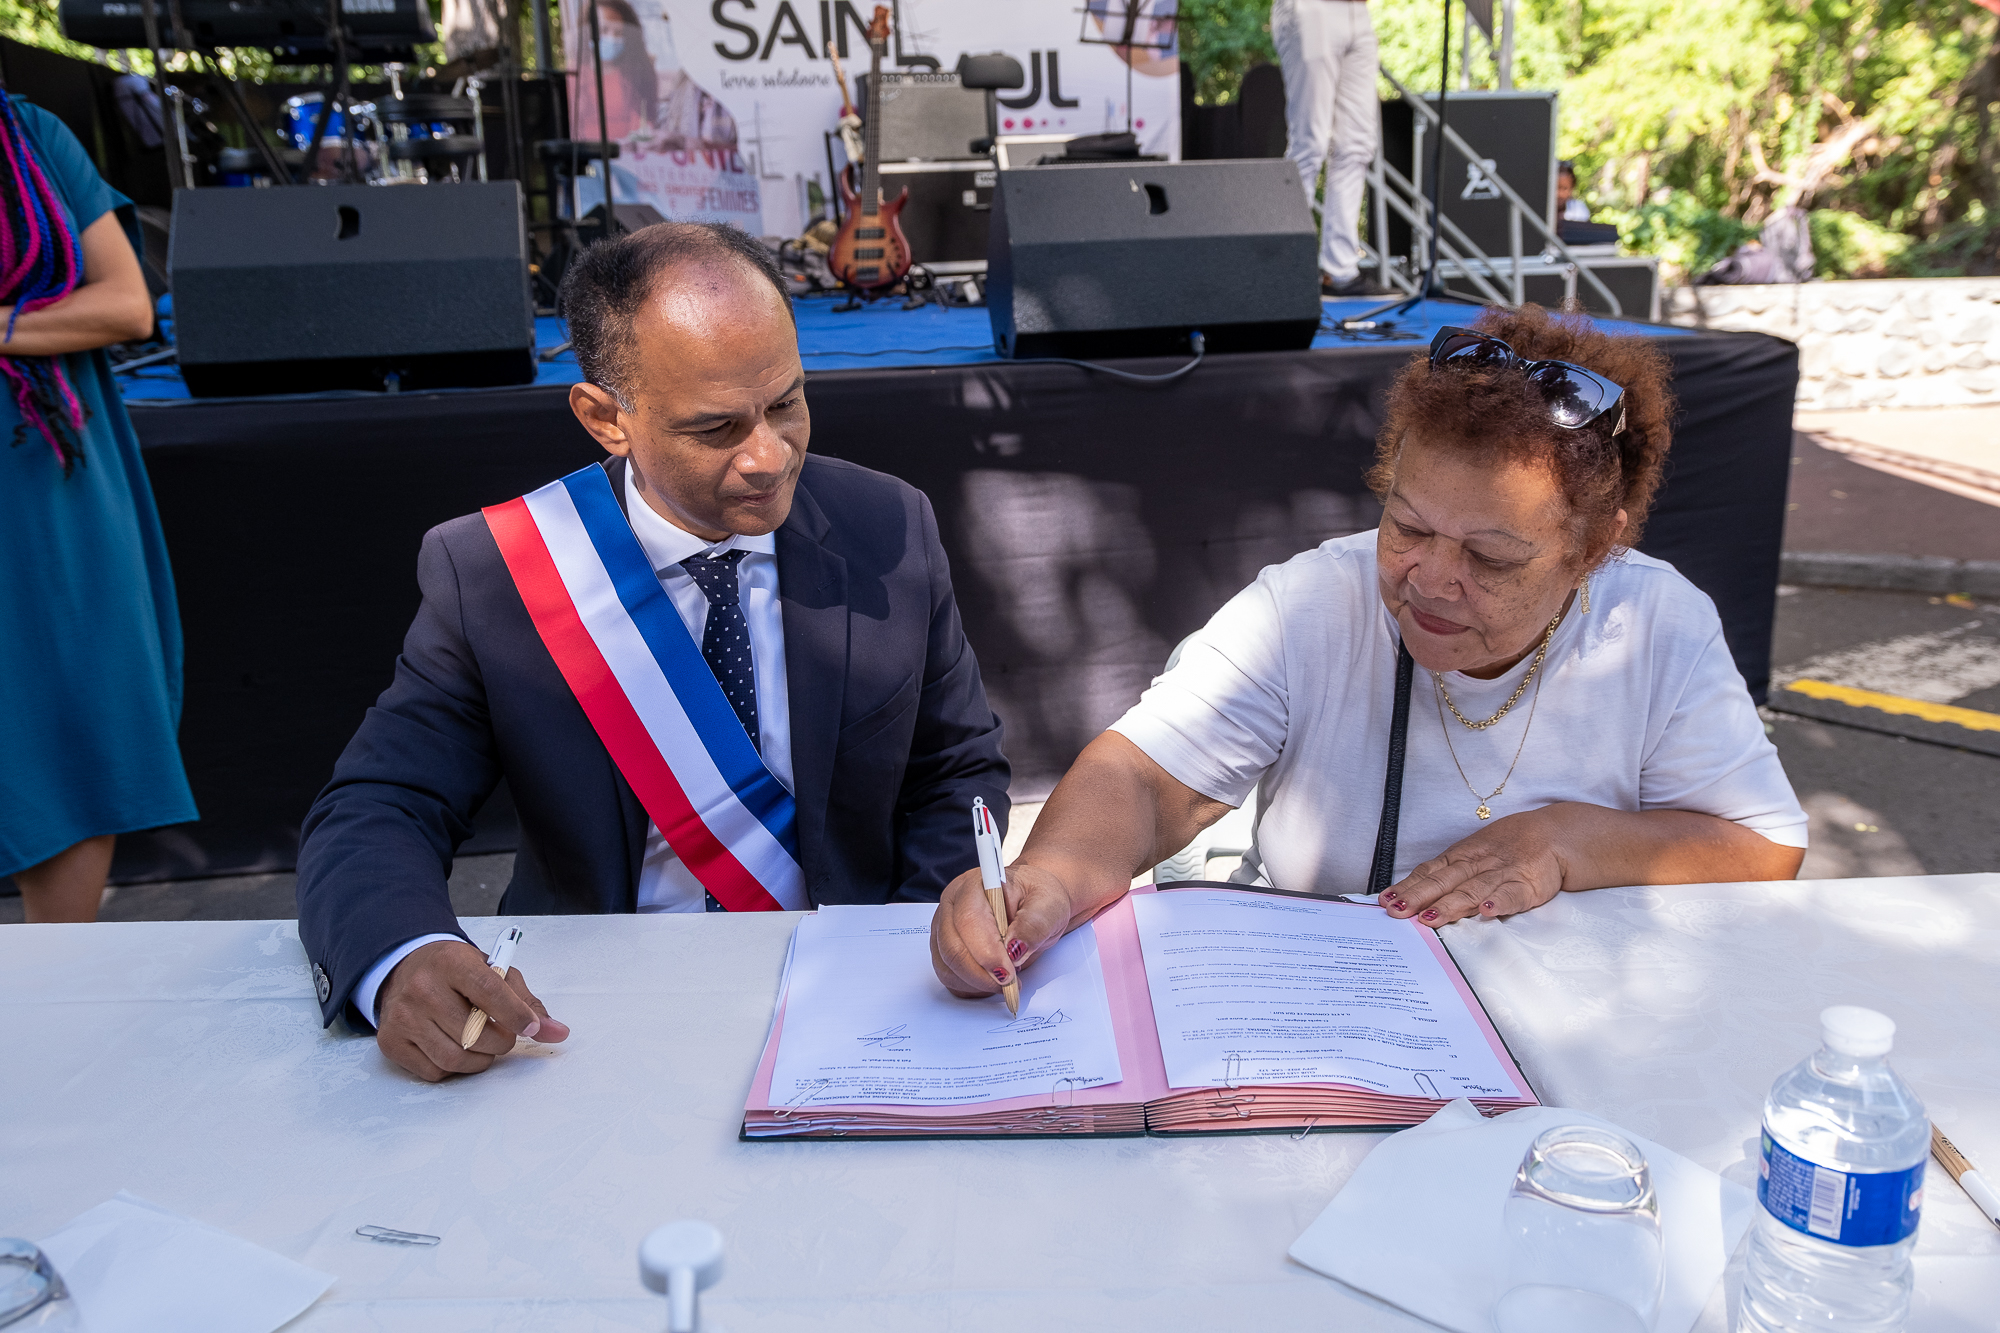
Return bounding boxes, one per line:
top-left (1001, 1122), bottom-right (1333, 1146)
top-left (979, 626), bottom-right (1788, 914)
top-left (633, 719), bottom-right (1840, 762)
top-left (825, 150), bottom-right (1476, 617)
top-left (1321, 273), bottom-right (1387, 298)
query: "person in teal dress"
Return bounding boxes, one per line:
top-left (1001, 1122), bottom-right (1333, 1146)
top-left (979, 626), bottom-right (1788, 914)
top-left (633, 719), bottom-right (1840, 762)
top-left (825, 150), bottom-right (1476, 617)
top-left (0, 88), bottom-right (197, 920)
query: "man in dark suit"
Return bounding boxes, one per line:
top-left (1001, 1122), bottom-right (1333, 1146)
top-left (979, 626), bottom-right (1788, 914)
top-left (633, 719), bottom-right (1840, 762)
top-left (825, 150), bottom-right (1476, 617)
top-left (296, 222), bottom-right (1009, 1082)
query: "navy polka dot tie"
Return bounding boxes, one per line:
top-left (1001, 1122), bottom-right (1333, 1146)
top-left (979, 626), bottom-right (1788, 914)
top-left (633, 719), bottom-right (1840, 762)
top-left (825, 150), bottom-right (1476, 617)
top-left (680, 550), bottom-right (759, 748)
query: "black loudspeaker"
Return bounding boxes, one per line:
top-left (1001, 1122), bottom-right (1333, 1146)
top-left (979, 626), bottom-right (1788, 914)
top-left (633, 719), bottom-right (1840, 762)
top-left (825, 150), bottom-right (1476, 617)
top-left (170, 182), bottom-right (535, 398)
top-left (1374, 90), bottom-right (1558, 261)
top-left (986, 160), bottom-right (1321, 359)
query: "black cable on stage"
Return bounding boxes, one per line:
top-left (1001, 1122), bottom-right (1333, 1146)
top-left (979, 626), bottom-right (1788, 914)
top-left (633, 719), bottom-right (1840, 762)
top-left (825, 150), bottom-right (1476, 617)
top-left (799, 345), bottom-right (993, 357)
top-left (1010, 331), bottom-right (1206, 385)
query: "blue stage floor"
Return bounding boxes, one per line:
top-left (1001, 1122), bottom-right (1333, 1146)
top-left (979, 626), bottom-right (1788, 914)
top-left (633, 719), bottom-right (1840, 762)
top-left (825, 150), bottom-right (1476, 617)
top-left (117, 296), bottom-right (1685, 402)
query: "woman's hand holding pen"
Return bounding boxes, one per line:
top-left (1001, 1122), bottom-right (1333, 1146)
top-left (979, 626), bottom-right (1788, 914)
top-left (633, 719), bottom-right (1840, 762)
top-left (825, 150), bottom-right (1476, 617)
top-left (931, 734), bottom-right (1235, 999)
top-left (377, 941), bottom-right (570, 1083)
top-left (931, 863), bottom-right (1076, 1000)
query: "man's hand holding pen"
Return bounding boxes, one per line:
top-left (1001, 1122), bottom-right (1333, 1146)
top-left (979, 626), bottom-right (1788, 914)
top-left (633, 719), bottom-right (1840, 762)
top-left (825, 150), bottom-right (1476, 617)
top-left (376, 940), bottom-right (570, 1083)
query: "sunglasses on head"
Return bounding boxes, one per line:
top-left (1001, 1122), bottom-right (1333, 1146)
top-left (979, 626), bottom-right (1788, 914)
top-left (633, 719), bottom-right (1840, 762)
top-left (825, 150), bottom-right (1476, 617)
top-left (1428, 327), bottom-right (1627, 438)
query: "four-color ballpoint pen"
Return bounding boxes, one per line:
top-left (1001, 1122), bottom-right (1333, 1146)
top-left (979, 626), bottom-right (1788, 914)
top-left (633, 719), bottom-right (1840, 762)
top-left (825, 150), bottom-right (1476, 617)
top-left (1933, 1125), bottom-right (2000, 1231)
top-left (971, 797), bottom-right (1020, 1017)
top-left (459, 926), bottom-right (524, 1050)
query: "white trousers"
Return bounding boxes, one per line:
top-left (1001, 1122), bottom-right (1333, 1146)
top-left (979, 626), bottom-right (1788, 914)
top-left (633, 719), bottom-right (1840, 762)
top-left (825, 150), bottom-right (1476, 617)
top-left (1271, 0), bottom-right (1380, 281)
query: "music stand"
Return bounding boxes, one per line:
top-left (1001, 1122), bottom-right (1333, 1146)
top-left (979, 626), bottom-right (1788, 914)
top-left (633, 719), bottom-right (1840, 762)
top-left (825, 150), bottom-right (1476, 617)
top-left (1078, 1), bottom-right (1178, 136)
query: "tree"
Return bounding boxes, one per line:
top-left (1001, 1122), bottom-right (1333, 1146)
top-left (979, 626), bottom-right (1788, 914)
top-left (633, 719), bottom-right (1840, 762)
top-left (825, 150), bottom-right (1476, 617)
top-left (1179, 0), bottom-right (2000, 274)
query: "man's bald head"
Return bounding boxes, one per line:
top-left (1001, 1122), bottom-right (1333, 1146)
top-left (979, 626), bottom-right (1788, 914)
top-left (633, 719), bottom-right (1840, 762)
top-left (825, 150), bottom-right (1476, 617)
top-left (558, 221), bottom-right (795, 407)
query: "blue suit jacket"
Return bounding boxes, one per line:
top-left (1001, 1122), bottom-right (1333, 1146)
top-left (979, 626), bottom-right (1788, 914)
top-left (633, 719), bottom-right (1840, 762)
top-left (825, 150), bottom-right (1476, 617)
top-left (297, 454), bottom-right (1010, 1027)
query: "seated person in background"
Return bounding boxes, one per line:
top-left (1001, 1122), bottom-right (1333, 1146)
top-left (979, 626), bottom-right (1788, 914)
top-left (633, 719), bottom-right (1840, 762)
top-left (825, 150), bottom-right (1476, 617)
top-left (1556, 160), bottom-right (1591, 221)
top-left (299, 222), bottom-right (1010, 1080)
top-left (930, 305), bottom-right (1806, 999)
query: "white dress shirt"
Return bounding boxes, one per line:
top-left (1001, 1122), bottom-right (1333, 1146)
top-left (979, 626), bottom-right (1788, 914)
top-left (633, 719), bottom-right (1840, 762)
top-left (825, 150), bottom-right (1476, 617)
top-left (351, 463), bottom-right (792, 1028)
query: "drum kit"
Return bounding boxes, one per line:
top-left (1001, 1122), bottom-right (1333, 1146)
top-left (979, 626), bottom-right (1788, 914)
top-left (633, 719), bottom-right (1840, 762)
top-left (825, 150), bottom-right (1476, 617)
top-left (246, 69), bottom-right (488, 187)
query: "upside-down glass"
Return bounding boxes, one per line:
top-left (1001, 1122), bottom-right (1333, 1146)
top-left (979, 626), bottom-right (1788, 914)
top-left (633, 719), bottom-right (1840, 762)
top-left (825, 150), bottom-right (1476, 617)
top-left (0, 1240), bottom-right (78, 1330)
top-left (1492, 1125), bottom-right (1664, 1333)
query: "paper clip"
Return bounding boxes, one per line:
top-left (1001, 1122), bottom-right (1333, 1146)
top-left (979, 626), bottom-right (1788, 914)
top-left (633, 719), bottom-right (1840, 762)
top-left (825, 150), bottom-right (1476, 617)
top-left (1049, 1076), bottom-right (1080, 1110)
top-left (1289, 1117), bottom-right (1322, 1142)
top-left (772, 1079), bottom-right (830, 1119)
top-left (355, 1225), bottom-right (440, 1246)
top-left (1205, 1094), bottom-right (1257, 1119)
top-left (1216, 1053), bottom-right (1245, 1091)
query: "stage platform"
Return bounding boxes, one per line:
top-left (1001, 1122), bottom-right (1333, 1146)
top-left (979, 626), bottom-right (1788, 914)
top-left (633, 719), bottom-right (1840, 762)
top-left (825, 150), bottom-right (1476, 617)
top-left (113, 300), bottom-right (1784, 884)
top-left (116, 297), bottom-right (1688, 399)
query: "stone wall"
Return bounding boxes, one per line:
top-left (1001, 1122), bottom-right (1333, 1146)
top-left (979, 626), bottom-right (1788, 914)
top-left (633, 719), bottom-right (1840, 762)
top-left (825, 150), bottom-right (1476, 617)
top-left (1662, 278), bottom-right (2000, 410)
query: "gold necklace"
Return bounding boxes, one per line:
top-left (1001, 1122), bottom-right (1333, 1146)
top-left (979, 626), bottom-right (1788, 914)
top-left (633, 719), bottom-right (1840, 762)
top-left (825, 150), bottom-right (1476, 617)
top-left (1434, 660), bottom-right (1548, 820)
top-left (1433, 608), bottom-right (1565, 730)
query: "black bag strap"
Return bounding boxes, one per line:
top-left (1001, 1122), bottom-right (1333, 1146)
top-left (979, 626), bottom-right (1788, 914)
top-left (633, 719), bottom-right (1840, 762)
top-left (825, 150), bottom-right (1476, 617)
top-left (1367, 643), bottom-right (1415, 894)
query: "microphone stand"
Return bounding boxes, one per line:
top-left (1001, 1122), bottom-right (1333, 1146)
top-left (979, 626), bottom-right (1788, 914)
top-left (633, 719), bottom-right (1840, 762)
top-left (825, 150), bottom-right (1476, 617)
top-left (1339, 0), bottom-right (1457, 329)
top-left (586, 0), bottom-right (619, 238)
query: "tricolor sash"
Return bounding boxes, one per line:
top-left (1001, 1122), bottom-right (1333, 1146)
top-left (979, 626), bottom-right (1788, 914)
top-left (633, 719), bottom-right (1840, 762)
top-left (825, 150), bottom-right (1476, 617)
top-left (483, 464), bottom-right (806, 912)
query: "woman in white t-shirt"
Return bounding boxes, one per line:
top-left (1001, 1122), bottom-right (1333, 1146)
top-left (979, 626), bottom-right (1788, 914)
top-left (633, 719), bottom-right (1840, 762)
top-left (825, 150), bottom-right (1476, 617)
top-left (930, 305), bottom-right (1808, 1000)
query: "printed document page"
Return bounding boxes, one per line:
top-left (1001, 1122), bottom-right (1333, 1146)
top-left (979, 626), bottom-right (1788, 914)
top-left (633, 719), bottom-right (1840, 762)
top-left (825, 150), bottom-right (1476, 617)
top-left (1130, 890), bottom-right (1521, 1097)
top-left (769, 904), bottom-right (1125, 1108)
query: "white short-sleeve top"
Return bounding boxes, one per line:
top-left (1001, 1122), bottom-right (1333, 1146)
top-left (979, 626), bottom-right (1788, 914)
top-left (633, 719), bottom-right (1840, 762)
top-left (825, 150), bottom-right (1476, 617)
top-left (1109, 532), bottom-right (1809, 894)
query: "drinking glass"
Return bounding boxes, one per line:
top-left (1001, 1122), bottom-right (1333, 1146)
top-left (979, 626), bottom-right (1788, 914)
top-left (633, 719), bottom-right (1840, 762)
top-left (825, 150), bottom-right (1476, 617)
top-left (0, 1240), bottom-right (80, 1331)
top-left (1492, 1124), bottom-right (1664, 1333)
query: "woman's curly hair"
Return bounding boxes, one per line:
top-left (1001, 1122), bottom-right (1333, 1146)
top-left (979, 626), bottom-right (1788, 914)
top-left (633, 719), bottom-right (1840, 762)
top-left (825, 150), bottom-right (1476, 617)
top-left (1365, 304), bottom-right (1676, 568)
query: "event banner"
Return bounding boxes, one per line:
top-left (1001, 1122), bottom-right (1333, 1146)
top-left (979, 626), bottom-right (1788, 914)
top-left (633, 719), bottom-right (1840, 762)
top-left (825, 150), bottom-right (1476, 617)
top-left (559, 0), bottom-right (1181, 238)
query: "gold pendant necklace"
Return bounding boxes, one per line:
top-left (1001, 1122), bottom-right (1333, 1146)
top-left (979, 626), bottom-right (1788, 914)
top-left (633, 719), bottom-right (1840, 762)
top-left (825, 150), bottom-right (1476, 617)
top-left (1434, 662), bottom-right (1547, 819)
top-left (1435, 607), bottom-right (1565, 731)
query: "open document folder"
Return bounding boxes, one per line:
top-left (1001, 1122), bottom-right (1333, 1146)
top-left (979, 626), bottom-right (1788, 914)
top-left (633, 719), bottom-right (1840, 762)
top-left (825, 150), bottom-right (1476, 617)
top-left (742, 886), bottom-right (1538, 1139)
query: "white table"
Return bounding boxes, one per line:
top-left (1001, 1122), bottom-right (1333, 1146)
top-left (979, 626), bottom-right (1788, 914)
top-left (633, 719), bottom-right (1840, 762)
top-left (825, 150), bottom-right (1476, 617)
top-left (6, 875), bottom-right (1999, 1332)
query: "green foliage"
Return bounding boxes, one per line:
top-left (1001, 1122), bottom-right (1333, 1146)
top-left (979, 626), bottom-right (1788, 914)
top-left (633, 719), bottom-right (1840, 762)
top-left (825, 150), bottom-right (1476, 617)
top-left (1597, 197), bottom-right (1761, 276)
top-left (1809, 207), bottom-right (1912, 278)
top-left (1178, 0), bottom-right (1276, 105)
top-left (1, 0), bottom-right (101, 61)
top-left (1179, 0), bottom-right (2000, 277)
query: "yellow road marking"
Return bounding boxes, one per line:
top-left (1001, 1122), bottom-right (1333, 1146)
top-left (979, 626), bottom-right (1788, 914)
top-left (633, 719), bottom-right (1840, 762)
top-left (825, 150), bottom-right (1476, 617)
top-left (1784, 679), bottom-right (2000, 733)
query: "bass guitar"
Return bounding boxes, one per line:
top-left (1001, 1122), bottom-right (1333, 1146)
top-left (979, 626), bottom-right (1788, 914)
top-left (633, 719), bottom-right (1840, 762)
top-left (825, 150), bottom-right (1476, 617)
top-left (827, 5), bottom-right (911, 294)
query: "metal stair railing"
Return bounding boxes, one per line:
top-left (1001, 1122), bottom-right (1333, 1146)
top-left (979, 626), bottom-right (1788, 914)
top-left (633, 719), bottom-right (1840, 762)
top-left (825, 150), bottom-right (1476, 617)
top-left (1375, 66), bottom-right (1625, 317)
top-left (1372, 152), bottom-right (1519, 309)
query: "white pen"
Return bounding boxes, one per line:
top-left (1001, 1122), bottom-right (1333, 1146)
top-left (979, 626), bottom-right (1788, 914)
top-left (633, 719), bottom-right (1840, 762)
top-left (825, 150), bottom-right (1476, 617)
top-left (970, 798), bottom-right (1019, 1016)
top-left (1933, 1125), bottom-right (2000, 1231)
top-left (459, 926), bottom-right (524, 1050)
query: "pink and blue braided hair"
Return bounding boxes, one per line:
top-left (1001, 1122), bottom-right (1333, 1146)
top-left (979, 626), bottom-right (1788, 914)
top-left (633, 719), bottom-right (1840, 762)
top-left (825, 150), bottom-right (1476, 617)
top-left (0, 88), bottom-right (88, 473)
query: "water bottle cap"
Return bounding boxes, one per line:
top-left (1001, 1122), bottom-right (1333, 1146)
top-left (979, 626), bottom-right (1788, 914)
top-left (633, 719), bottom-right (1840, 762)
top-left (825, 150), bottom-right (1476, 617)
top-left (1821, 1005), bottom-right (1895, 1056)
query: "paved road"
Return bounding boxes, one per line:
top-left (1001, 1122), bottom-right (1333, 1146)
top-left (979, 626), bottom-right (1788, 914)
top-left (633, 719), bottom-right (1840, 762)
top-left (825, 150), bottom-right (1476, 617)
top-left (1766, 585), bottom-right (2000, 879)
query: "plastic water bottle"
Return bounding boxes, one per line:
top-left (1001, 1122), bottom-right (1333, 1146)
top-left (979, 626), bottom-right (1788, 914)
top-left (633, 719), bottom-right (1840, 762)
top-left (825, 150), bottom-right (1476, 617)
top-left (1737, 1006), bottom-right (1928, 1333)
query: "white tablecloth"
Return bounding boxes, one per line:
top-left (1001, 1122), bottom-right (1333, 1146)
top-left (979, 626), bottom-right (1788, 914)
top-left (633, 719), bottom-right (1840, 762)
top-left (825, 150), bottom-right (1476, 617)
top-left (5, 875), bottom-right (1998, 1331)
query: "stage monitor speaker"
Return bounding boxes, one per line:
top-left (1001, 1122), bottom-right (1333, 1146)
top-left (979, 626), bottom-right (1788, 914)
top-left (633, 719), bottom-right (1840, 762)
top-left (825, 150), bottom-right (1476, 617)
top-left (986, 159), bottom-right (1320, 359)
top-left (1373, 89), bottom-right (1557, 263)
top-left (861, 72), bottom-right (989, 163)
top-left (170, 182), bottom-right (535, 398)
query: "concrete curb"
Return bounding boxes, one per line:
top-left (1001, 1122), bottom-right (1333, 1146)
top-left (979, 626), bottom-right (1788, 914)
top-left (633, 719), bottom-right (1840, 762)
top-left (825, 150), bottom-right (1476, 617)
top-left (1781, 551), bottom-right (2000, 597)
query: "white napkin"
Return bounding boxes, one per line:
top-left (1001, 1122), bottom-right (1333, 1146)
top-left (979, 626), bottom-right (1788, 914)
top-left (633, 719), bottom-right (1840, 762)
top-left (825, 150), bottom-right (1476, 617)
top-left (1289, 1100), bottom-right (1754, 1333)
top-left (38, 1192), bottom-right (334, 1333)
